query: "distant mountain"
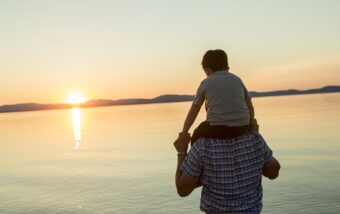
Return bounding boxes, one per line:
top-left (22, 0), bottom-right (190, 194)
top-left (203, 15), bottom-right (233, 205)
top-left (1, 86), bottom-right (340, 113)
top-left (82, 95), bottom-right (195, 107)
top-left (249, 86), bottom-right (340, 97)
top-left (0, 103), bottom-right (72, 113)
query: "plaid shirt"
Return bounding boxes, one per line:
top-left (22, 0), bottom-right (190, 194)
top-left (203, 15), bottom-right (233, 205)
top-left (181, 133), bottom-right (273, 214)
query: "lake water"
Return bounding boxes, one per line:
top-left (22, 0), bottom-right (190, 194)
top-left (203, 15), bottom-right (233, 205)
top-left (1, 93), bottom-right (340, 213)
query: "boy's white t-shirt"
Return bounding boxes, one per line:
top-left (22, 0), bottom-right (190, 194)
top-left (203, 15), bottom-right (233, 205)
top-left (193, 70), bottom-right (250, 126)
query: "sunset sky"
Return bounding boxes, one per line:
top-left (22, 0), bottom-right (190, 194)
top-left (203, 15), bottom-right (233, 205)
top-left (1, 0), bottom-right (339, 105)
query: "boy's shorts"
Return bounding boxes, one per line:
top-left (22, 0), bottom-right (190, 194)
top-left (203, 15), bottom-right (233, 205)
top-left (190, 121), bottom-right (255, 145)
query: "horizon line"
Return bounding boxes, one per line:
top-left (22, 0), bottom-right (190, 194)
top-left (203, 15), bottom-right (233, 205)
top-left (1, 84), bottom-right (339, 107)
top-left (0, 85), bottom-right (339, 114)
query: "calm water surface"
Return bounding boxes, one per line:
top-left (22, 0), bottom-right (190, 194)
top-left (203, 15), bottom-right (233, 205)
top-left (1, 93), bottom-right (340, 213)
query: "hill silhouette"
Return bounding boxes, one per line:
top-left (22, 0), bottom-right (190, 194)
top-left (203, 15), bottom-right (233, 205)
top-left (1, 86), bottom-right (339, 113)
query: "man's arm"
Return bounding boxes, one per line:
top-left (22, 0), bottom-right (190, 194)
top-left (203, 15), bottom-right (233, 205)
top-left (175, 155), bottom-right (200, 197)
top-left (262, 156), bottom-right (281, 180)
top-left (174, 135), bottom-right (201, 197)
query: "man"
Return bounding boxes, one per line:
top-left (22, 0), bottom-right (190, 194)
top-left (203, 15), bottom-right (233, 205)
top-left (174, 132), bottom-right (281, 214)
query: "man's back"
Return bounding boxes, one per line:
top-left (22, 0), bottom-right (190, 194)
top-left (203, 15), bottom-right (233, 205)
top-left (181, 133), bottom-right (273, 214)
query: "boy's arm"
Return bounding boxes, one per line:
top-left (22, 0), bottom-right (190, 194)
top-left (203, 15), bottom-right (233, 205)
top-left (179, 80), bottom-right (205, 137)
top-left (182, 104), bottom-right (201, 134)
top-left (242, 84), bottom-right (259, 132)
top-left (242, 85), bottom-right (254, 119)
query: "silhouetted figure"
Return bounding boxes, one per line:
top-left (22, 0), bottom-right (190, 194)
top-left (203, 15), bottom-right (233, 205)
top-left (173, 49), bottom-right (280, 213)
top-left (178, 49), bottom-right (259, 145)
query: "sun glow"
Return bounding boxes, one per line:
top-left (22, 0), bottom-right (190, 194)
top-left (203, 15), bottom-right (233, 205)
top-left (66, 92), bottom-right (86, 104)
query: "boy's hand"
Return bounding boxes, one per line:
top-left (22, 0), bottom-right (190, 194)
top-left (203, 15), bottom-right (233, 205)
top-left (174, 132), bottom-right (191, 154)
top-left (178, 132), bottom-right (190, 141)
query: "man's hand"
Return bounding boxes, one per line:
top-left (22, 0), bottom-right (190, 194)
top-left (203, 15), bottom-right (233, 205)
top-left (174, 132), bottom-right (191, 154)
top-left (174, 132), bottom-right (200, 197)
top-left (262, 157), bottom-right (281, 180)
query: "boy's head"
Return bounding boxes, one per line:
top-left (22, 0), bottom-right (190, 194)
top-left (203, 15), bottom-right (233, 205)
top-left (201, 49), bottom-right (229, 75)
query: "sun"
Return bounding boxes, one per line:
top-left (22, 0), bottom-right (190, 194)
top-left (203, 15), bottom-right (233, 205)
top-left (66, 92), bottom-right (86, 104)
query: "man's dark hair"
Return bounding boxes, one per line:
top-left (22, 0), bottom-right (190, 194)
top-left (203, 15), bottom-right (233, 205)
top-left (201, 49), bottom-right (229, 72)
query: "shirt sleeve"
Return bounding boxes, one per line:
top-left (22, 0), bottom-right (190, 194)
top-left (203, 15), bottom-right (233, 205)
top-left (192, 80), bottom-right (206, 106)
top-left (262, 138), bottom-right (273, 164)
top-left (181, 143), bottom-right (203, 178)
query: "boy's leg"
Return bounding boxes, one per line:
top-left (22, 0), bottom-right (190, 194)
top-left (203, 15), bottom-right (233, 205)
top-left (190, 121), bottom-right (210, 146)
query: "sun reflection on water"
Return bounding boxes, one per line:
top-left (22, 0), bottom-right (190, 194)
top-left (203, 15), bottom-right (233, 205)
top-left (71, 107), bottom-right (82, 149)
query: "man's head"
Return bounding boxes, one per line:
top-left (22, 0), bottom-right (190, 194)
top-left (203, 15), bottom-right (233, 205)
top-left (201, 49), bottom-right (229, 76)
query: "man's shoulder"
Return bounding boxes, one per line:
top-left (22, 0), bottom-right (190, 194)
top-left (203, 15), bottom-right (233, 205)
top-left (190, 138), bottom-right (213, 156)
top-left (193, 134), bottom-right (265, 151)
top-left (191, 138), bottom-right (207, 151)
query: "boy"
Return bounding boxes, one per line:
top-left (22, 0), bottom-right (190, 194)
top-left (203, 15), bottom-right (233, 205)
top-left (177, 49), bottom-right (259, 144)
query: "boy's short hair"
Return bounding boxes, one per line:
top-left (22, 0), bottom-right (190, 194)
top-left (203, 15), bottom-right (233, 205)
top-left (201, 49), bottom-right (229, 72)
